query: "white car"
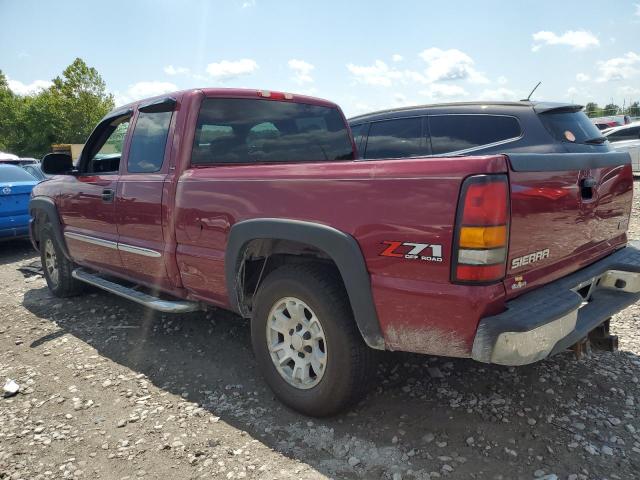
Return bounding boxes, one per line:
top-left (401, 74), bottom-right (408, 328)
top-left (604, 122), bottom-right (640, 174)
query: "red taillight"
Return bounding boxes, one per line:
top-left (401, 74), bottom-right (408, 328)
top-left (455, 263), bottom-right (506, 282)
top-left (452, 174), bottom-right (510, 284)
top-left (461, 181), bottom-right (508, 225)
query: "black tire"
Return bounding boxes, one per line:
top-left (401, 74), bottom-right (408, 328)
top-left (251, 263), bottom-right (376, 416)
top-left (39, 222), bottom-right (83, 297)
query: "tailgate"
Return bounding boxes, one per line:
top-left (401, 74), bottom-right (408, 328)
top-left (505, 152), bottom-right (633, 298)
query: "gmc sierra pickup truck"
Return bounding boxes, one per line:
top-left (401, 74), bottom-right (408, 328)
top-left (30, 88), bottom-right (640, 416)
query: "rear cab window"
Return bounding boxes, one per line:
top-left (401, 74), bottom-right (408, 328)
top-left (538, 109), bottom-right (605, 144)
top-left (191, 98), bottom-right (354, 165)
top-left (428, 115), bottom-right (522, 155)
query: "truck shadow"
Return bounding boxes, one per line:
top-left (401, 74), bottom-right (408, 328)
top-left (0, 238), bottom-right (37, 266)
top-left (21, 284), bottom-right (640, 479)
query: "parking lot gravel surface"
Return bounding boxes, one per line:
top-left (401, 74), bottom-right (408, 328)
top-left (2, 184), bottom-right (640, 480)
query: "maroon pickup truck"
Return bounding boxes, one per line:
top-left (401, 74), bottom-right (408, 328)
top-left (30, 88), bottom-right (640, 416)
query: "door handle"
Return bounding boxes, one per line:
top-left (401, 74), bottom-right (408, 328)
top-left (101, 188), bottom-right (115, 203)
top-left (580, 177), bottom-right (597, 200)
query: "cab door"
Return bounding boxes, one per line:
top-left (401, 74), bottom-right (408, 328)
top-left (59, 112), bottom-right (132, 271)
top-left (114, 97), bottom-right (176, 289)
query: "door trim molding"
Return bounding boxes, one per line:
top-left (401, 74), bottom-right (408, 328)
top-left (117, 243), bottom-right (162, 258)
top-left (64, 231), bottom-right (118, 250)
top-left (64, 231), bottom-right (161, 258)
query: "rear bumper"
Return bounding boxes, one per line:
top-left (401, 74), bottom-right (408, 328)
top-left (472, 243), bottom-right (640, 366)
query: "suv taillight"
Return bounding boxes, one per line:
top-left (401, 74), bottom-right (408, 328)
top-left (452, 174), bottom-right (510, 284)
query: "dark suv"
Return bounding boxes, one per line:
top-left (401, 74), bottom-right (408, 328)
top-left (348, 101), bottom-right (612, 159)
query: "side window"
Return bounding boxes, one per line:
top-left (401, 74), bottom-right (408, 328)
top-left (607, 127), bottom-right (640, 142)
top-left (84, 117), bottom-right (131, 174)
top-left (364, 117), bottom-right (427, 159)
top-left (127, 111), bottom-right (173, 173)
top-left (429, 115), bottom-right (521, 155)
top-left (349, 123), bottom-right (367, 155)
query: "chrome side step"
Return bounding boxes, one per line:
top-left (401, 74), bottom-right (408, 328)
top-left (72, 269), bottom-right (200, 313)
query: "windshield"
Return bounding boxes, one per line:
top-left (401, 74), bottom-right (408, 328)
top-left (0, 164), bottom-right (38, 182)
top-left (538, 110), bottom-right (605, 144)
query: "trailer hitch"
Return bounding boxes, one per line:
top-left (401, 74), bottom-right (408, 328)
top-left (571, 319), bottom-right (618, 359)
top-left (588, 319), bottom-right (619, 352)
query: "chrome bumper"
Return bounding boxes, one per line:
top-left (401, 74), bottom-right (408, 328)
top-left (472, 245), bottom-right (640, 366)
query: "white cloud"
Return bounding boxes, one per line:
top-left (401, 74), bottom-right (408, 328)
top-left (618, 85), bottom-right (640, 97)
top-left (114, 81), bottom-right (178, 106)
top-left (563, 86), bottom-right (595, 102)
top-left (288, 59), bottom-right (315, 84)
top-left (346, 60), bottom-right (406, 87)
top-left (479, 87), bottom-right (517, 101)
top-left (419, 48), bottom-right (488, 83)
top-left (576, 73), bottom-right (590, 82)
top-left (597, 52), bottom-right (640, 82)
top-left (419, 83), bottom-right (469, 100)
top-left (531, 30), bottom-right (599, 52)
top-left (7, 77), bottom-right (52, 95)
top-left (391, 54), bottom-right (403, 62)
top-left (164, 65), bottom-right (190, 75)
top-left (242, 0), bottom-right (256, 7)
top-left (206, 59), bottom-right (258, 80)
top-left (635, 3), bottom-right (640, 16)
top-left (348, 49), bottom-right (487, 90)
top-left (497, 76), bottom-right (508, 85)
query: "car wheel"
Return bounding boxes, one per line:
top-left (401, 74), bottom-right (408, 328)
top-left (251, 263), bottom-right (376, 416)
top-left (39, 222), bottom-right (83, 297)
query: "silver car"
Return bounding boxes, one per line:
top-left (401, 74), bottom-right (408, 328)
top-left (604, 122), bottom-right (640, 174)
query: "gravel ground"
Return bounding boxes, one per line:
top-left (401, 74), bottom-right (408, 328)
top-left (2, 185), bottom-right (640, 480)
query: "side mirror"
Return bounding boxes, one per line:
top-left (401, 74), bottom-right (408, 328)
top-left (41, 153), bottom-right (74, 175)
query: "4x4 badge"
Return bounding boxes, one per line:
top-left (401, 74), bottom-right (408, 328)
top-left (380, 241), bottom-right (443, 263)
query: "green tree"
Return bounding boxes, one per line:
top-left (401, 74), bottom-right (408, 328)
top-left (50, 58), bottom-right (114, 144)
top-left (0, 70), bottom-right (20, 152)
top-left (584, 102), bottom-right (600, 118)
top-left (628, 101), bottom-right (640, 117)
top-left (603, 103), bottom-right (620, 116)
top-left (1, 58), bottom-right (115, 157)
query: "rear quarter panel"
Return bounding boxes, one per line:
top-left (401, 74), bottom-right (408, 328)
top-left (174, 155), bottom-right (509, 355)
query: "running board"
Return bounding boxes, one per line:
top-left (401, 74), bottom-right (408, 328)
top-left (72, 269), bottom-right (200, 313)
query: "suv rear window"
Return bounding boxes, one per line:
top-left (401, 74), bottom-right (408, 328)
top-left (538, 110), bottom-right (604, 144)
top-left (0, 164), bottom-right (38, 182)
top-left (191, 98), bottom-right (354, 165)
top-left (429, 115), bottom-right (521, 155)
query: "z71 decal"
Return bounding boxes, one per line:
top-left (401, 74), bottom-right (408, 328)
top-left (380, 241), bottom-right (444, 263)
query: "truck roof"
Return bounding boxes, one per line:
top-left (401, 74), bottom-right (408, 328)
top-left (348, 101), bottom-right (583, 123)
top-left (110, 88), bottom-right (338, 116)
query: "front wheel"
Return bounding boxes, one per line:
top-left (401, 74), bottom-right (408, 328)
top-left (251, 263), bottom-right (376, 416)
top-left (39, 222), bottom-right (83, 297)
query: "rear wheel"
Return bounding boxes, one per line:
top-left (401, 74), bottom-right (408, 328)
top-left (251, 263), bottom-right (376, 416)
top-left (39, 222), bottom-right (83, 297)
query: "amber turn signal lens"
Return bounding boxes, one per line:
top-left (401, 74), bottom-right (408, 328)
top-left (459, 225), bottom-right (507, 249)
